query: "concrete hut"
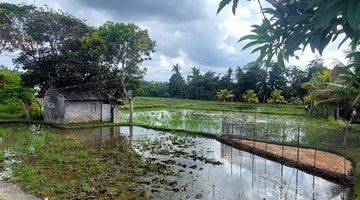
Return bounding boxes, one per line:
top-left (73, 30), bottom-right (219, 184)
top-left (43, 86), bottom-right (122, 124)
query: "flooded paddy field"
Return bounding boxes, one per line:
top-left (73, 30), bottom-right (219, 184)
top-left (122, 109), bottom-right (360, 149)
top-left (59, 126), bottom-right (351, 199)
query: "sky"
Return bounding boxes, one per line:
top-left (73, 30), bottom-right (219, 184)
top-left (1, 0), bottom-right (351, 81)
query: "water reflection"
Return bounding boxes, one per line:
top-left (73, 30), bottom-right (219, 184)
top-left (122, 109), bottom-right (360, 149)
top-left (57, 126), bottom-right (350, 199)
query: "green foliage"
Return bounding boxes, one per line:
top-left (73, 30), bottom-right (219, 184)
top-left (218, 0), bottom-right (360, 62)
top-left (0, 67), bottom-right (39, 120)
top-left (0, 3), bottom-right (96, 90)
top-left (139, 81), bottom-right (170, 98)
top-left (83, 22), bottom-right (156, 99)
top-left (0, 124), bottom-right (158, 199)
top-left (267, 89), bottom-right (287, 104)
top-left (242, 89), bottom-right (259, 103)
top-left (216, 89), bottom-right (234, 102)
top-left (169, 64), bottom-right (186, 98)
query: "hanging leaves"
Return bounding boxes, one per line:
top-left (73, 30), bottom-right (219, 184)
top-left (217, 0), bottom-right (360, 64)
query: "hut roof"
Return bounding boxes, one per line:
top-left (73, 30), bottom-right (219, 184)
top-left (57, 86), bottom-right (107, 101)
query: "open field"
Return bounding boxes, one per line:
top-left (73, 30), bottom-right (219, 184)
top-left (128, 97), bottom-right (306, 116)
top-left (1, 97), bottom-right (360, 199)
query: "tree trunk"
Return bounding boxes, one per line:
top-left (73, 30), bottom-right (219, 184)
top-left (23, 103), bottom-right (31, 121)
top-left (36, 100), bottom-right (42, 118)
top-left (129, 97), bottom-right (134, 123)
top-left (336, 106), bottom-right (340, 120)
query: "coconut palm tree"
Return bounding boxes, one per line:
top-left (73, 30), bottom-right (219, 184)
top-left (302, 68), bottom-right (359, 118)
top-left (267, 89), bottom-right (287, 105)
top-left (216, 89), bottom-right (234, 102)
top-left (242, 89), bottom-right (259, 104)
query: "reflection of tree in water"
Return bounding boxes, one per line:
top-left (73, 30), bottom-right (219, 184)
top-left (220, 144), bottom-right (349, 199)
top-left (59, 127), bottom-right (128, 148)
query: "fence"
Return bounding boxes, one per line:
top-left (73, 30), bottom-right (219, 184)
top-left (220, 114), bottom-right (358, 177)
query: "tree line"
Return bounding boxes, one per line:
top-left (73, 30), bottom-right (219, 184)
top-left (140, 60), bottom-right (326, 102)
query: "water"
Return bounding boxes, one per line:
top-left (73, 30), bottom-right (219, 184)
top-left (57, 126), bottom-right (350, 199)
top-left (122, 109), bottom-right (360, 149)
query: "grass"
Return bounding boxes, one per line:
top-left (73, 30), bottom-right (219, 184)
top-left (1, 96), bottom-right (360, 198)
top-left (0, 124), bottom-right (170, 199)
top-left (0, 101), bottom-right (41, 120)
top-left (127, 97), bottom-right (305, 116)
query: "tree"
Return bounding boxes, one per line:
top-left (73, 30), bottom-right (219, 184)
top-left (287, 65), bottom-right (308, 98)
top-left (84, 22), bottom-right (156, 123)
top-left (242, 89), bottom-right (259, 104)
top-left (267, 89), bottom-right (287, 105)
top-left (216, 89), bottom-right (234, 102)
top-left (234, 66), bottom-right (244, 99)
top-left (0, 67), bottom-right (36, 120)
top-left (187, 67), bottom-right (202, 100)
top-left (0, 3), bottom-right (95, 90)
top-left (219, 68), bottom-right (234, 91)
top-left (217, 0), bottom-right (360, 119)
top-left (169, 64), bottom-right (186, 98)
top-left (268, 62), bottom-right (286, 92)
top-left (199, 71), bottom-right (220, 100)
top-left (217, 0), bottom-right (360, 64)
top-left (140, 81), bottom-right (169, 98)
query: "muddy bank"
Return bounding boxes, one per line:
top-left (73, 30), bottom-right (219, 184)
top-left (0, 183), bottom-right (39, 200)
top-left (218, 135), bottom-right (354, 186)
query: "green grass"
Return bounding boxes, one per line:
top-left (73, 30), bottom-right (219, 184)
top-left (2, 96), bottom-right (360, 198)
top-left (0, 101), bottom-right (41, 120)
top-left (128, 97), bottom-right (305, 116)
top-left (0, 124), bottom-right (166, 199)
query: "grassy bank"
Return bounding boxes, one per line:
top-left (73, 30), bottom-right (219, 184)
top-left (0, 124), bottom-right (172, 199)
top-left (127, 97), bottom-right (305, 116)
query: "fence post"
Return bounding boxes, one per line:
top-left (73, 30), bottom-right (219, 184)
top-left (297, 124), bottom-right (300, 163)
top-left (265, 121), bottom-right (269, 152)
top-left (253, 114), bottom-right (257, 148)
top-left (231, 116), bottom-right (234, 137)
top-left (282, 124), bottom-right (285, 159)
top-left (343, 125), bottom-right (347, 175)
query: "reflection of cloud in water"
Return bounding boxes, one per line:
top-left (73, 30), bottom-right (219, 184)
top-left (56, 126), bottom-right (350, 200)
top-left (220, 144), bottom-right (349, 199)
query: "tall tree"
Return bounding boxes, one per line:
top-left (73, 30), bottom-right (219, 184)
top-left (169, 64), bottom-right (186, 98)
top-left (234, 66), bottom-right (244, 99)
top-left (83, 22), bottom-right (155, 123)
top-left (200, 71), bottom-right (220, 100)
top-left (187, 67), bottom-right (202, 100)
top-left (0, 3), bottom-right (95, 90)
top-left (268, 62), bottom-right (287, 92)
top-left (220, 68), bottom-right (234, 90)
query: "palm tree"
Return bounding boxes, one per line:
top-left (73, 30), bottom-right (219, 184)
top-left (242, 89), bottom-right (259, 103)
top-left (216, 89), bottom-right (234, 102)
top-left (267, 89), bottom-right (287, 105)
top-left (302, 68), bottom-right (359, 118)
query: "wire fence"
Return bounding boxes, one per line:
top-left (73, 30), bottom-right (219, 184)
top-left (220, 115), bottom-right (357, 176)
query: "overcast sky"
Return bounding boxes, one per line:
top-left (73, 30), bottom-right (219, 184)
top-left (1, 0), bottom-right (350, 81)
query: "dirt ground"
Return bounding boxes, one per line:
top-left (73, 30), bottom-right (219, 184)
top-left (228, 137), bottom-right (352, 176)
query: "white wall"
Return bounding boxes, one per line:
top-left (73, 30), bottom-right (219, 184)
top-left (64, 101), bottom-right (102, 123)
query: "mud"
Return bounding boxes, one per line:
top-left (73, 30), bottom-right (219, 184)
top-left (219, 135), bottom-right (354, 185)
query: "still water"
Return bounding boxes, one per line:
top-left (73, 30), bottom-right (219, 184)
top-left (122, 109), bottom-right (360, 149)
top-left (57, 126), bottom-right (350, 199)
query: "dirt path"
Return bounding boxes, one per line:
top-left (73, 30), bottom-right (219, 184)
top-left (219, 136), bottom-right (353, 184)
top-left (0, 183), bottom-right (39, 200)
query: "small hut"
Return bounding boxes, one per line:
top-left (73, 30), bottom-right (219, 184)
top-left (43, 86), bottom-right (122, 124)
